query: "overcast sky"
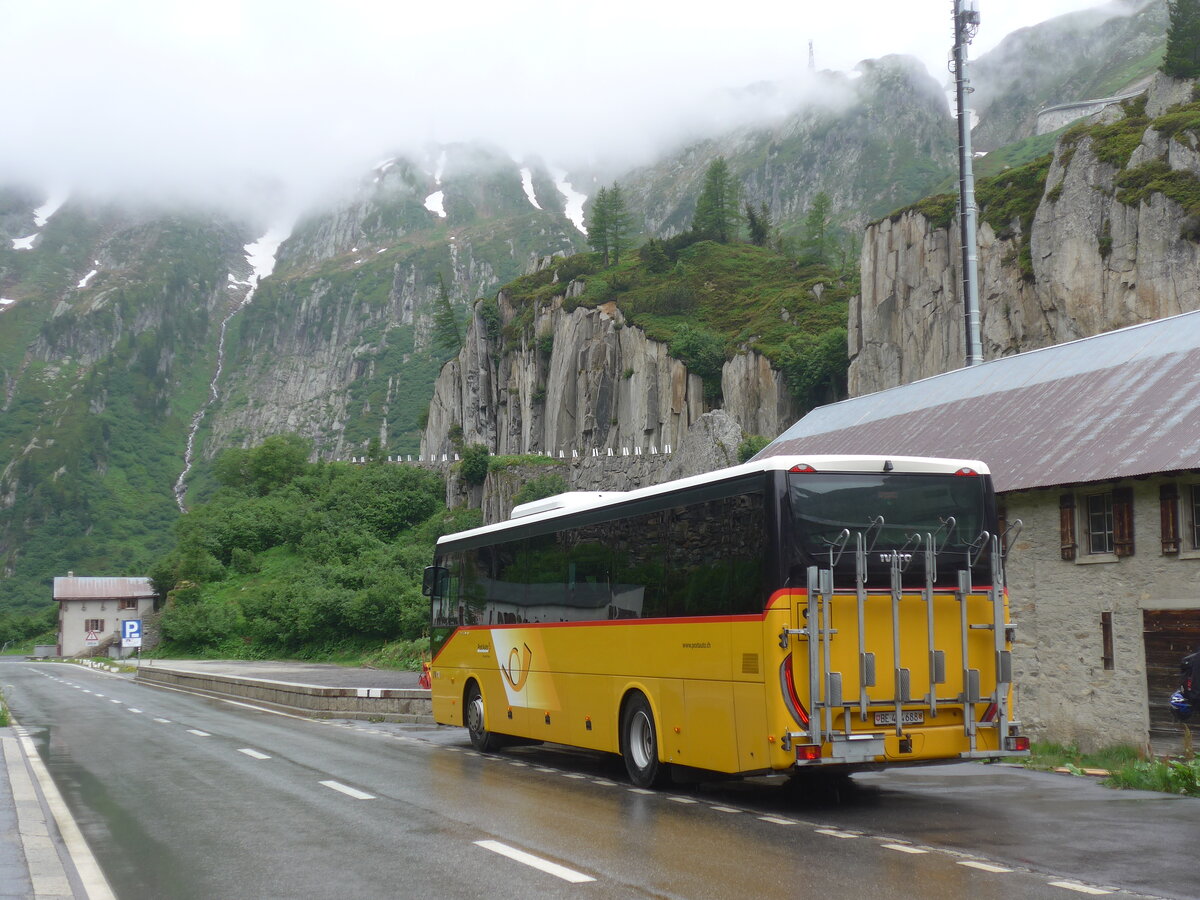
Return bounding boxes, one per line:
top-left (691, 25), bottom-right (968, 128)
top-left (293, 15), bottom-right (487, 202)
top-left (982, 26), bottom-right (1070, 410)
top-left (0, 0), bottom-right (1137, 215)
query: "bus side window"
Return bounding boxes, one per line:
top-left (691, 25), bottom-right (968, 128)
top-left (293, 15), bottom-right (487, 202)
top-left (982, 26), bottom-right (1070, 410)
top-left (612, 510), bottom-right (667, 619)
top-left (666, 500), bottom-right (730, 617)
top-left (725, 492), bottom-right (766, 614)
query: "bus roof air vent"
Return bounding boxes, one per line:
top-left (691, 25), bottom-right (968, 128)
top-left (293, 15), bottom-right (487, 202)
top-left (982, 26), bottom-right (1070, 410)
top-left (883, 460), bottom-right (894, 472)
top-left (510, 491), bottom-right (622, 520)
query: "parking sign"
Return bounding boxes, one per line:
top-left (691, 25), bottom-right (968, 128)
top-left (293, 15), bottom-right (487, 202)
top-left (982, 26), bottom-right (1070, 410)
top-left (121, 619), bottom-right (143, 648)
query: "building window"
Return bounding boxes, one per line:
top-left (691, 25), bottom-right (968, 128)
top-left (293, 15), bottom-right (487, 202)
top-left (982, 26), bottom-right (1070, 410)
top-left (1191, 485), bottom-right (1200, 550)
top-left (118, 598), bottom-right (138, 610)
top-left (84, 619), bottom-right (105, 632)
top-left (1101, 611), bottom-right (1115, 670)
top-left (1086, 493), bottom-right (1114, 554)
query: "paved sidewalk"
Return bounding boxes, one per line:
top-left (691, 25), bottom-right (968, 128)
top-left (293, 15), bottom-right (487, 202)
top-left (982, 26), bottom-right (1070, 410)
top-left (0, 727), bottom-right (72, 899)
top-left (136, 658), bottom-right (423, 689)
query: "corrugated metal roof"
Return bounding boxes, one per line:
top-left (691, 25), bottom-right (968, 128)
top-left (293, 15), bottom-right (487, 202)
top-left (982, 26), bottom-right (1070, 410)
top-left (757, 309), bottom-right (1200, 493)
top-left (53, 576), bottom-right (156, 601)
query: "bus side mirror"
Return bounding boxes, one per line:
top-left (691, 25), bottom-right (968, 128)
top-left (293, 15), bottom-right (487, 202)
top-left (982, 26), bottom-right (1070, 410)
top-left (422, 565), bottom-right (448, 598)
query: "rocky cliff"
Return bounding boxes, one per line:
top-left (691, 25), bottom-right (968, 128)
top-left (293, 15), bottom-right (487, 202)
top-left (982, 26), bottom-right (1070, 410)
top-left (421, 267), bottom-right (801, 459)
top-left (205, 146), bottom-right (584, 460)
top-left (850, 74), bottom-right (1200, 395)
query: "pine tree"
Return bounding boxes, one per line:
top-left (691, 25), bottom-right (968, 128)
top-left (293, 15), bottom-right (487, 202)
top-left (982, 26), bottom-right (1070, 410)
top-left (587, 186), bottom-right (611, 264)
top-left (606, 183), bottom-right (632, 266)
top-left (745, 200), bottom-right (772, 247)
top-left (431, 273), bottom-right (462, 358)
top-left (1163, 0), bottom-right (1200, 78)
top-left (692, 157), bottom-right (741, 243)
top-left (802, 192), bottom-right (832, 264)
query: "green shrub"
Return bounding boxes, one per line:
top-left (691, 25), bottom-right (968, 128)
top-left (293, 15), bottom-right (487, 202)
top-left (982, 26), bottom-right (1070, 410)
top-left (459, 444), bottom-right (490, 485)
top-left (512, 473), bottom-right (569, 507)
top-left (738, 435), bottom-right (771, 463)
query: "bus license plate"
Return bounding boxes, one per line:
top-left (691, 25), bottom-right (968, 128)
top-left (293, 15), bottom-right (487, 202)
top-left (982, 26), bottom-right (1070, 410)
top-left (874, 711), bottom-right (925, 726)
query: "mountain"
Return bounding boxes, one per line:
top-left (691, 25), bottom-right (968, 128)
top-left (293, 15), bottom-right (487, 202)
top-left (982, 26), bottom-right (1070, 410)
top-left (850, 74), bottom-right (1199, 395)
top-left (613, 55), bottom-right (958, 242)
top-left (970, 0), bottom-right (1168, 150)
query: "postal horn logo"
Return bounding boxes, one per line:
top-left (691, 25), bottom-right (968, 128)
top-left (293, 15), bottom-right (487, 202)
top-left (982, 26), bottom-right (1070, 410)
top-left (501, 642), bottom-right (532, 690)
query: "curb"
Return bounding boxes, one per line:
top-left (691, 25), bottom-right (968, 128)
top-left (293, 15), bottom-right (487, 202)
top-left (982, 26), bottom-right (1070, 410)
top-left (134, 666), bottom-right (435, 723)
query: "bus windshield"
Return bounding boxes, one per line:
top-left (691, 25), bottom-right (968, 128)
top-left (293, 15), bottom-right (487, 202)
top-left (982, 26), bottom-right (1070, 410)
top-left (787, 471), bottom-right (994, 588)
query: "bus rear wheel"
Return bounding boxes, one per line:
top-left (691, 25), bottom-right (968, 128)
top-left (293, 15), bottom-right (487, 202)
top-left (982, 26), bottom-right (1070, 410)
top-left (621, 693), bottom-right (667, 788)
top-left (465, 682), bottom-right (500, 752)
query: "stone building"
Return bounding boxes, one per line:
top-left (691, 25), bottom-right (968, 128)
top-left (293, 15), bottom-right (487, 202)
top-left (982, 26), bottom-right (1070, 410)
top-left (53, 573), bottom-right (157, 658)
top-left (757, 310), bottom-right (1200, 753)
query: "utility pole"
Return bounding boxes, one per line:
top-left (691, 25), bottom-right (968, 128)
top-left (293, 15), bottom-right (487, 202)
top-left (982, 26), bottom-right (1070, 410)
top-left (952, 0), bottom-right (983, 367)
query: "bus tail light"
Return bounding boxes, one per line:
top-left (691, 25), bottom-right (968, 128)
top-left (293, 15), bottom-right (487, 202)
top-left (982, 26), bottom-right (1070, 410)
top-left (788, 463), bottom-right (817, 474)
top-left (1005, 736), bottom-right (1030, 752)
top-left (954, 467), bottom-right (979, 477)
top-left (780, 654), bottom-right (810, 727)
top-left (795, 744), bottom-right (822, 761)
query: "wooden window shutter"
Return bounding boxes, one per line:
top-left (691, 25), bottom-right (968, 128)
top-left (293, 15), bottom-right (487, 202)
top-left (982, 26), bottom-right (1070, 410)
top-left (1059, 494), bottom-right (1077, 561)
top-left (1160, 483), bottom-right (1180, 555)
top-left (1113, 486), bottom-right (1135, 557)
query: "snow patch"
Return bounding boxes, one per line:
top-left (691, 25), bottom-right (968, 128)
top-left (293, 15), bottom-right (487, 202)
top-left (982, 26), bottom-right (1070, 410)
top-left (377, 247), bottom-right (388, 254)
top-left (244, 224), bottom-right (290, 284)
top-left (12, 234), bottom-right (37, 250)
top-left (553, 170), bottom-right (587, 234)
top-left (424, 191), bottom-right (446, 218)
top-left (33, 190), bottom-right (68, 227)
top-left (76, 269), bottom-right (98, 289)
top-left (0, 298), bottom-right (15, 307)
top-left (520, 168), bottom-right (542, 210)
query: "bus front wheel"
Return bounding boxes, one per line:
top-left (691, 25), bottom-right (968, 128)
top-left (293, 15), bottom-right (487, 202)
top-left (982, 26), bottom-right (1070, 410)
top-left (621, 693), bottom-right (667, 788)
top-left (465, 682), bottom-right (500, 752)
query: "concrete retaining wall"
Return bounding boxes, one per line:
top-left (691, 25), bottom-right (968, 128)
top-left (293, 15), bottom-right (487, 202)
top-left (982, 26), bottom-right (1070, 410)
top-left (136, 666), bottom-right (435, 724)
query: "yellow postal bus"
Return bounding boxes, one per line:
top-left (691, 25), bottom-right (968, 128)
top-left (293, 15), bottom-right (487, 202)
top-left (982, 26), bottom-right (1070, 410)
top-left (424, 455), bottom-right (1028, 787)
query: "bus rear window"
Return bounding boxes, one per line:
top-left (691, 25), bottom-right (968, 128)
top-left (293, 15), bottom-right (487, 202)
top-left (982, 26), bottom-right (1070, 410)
top-left (787, 472), bottom-right (994, 588)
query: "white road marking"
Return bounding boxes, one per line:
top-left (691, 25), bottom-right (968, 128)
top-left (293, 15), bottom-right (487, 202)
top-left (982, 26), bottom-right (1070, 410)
top-left (710, 806), bottom-right (740, 813)
top-left (1048, 883), bottom-right (1111, 895)
top-left (627, 788), bottom-right (654, 795)
top-left (186, 729), bottom-right (210, 737)
top-left (153, 718), bottom-right (171, 724)
top-left (9, 722), bottom-right (117, 899)
top-left (883, 843), bottom-right (928, 854)
top-left (109, 699), bottom-right (121, 704)
top-left (591, 779), bottom-right (616, 786)
top-left (94, 694), bottom-right (104, 698)
top-left (444, 747), bottom-right (460, 752)
top-left (958, 861), bottom-right (1012, 873)
top-left (319, 780), bottom-right (375, 800)
top-left (127, 708), bottom-right (142, 714)
top-left (237, 748), bottom-right (271, 760)
top-left (82, 690), bottom-right (92, 694)
top-left (562, 773), bottom-right (585, 779)
top-left (814, 828), bottom-right (857, 838)
top-left (759, 815), bottom-right (796, 825)
top-left (667, 796), bottom-right (697, 804)
top-left (536, 767), bottom-right (556, 773)
top-left (508, 760), bottom-right (528, 767)
top-left (474, 840), bottom-right (594, 884)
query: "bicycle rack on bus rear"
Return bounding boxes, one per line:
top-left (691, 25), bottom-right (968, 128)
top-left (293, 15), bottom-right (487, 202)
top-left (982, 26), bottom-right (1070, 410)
top-left (782, 518), bottom-right (1023, 763)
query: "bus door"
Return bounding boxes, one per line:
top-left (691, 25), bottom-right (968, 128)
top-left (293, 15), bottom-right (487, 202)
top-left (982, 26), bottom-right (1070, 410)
top-left (787, 531), bottom-right (1018, 763)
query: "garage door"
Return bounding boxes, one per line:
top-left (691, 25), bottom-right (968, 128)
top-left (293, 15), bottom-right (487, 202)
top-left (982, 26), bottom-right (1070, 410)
top-left (1143, 609), bottom-right (1200, 755)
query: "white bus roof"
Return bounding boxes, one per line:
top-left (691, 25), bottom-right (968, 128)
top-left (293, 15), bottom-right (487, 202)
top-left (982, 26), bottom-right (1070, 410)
top-left (436, 454), bottom-right (990, 547)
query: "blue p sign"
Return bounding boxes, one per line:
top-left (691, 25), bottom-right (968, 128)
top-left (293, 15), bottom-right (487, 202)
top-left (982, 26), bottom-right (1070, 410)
top-left (122, 619), bottom-right (142, 647)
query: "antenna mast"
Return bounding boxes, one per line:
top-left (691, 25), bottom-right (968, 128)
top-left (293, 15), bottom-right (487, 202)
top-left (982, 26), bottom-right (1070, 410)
top-left (952, 0), bottom-right (983, 367)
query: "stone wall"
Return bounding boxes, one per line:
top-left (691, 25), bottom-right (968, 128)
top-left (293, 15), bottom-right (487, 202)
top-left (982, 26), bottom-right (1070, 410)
top-left (1004, 475), bottom-right (1200, 751)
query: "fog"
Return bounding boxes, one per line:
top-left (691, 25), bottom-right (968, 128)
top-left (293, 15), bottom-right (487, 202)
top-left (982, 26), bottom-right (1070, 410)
top-left (0, 0), bottom-right (1138, 216)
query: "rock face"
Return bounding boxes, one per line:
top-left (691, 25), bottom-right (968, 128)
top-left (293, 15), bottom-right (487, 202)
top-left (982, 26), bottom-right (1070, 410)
top-left (850, 74), bottom-right (1200, 395)
top-left (421, 278), bottom-right (800, 460)
top-left (423, 295), bottom-right (706, 458)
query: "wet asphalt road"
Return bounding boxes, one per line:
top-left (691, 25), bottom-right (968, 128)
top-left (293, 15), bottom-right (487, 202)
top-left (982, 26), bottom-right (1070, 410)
top-left (1, 659), bottom-right (1195, 899)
